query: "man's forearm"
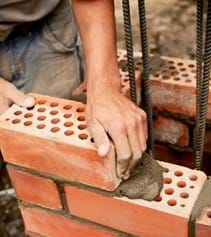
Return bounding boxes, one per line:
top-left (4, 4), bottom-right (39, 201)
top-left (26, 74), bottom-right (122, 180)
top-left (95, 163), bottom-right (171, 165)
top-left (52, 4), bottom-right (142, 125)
top-left (72, 0), bottom-right (120, 92)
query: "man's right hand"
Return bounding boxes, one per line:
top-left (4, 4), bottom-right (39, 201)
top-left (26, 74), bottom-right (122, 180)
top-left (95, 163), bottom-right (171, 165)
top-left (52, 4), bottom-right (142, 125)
top-left (0, 78), bottom-right (35, 115)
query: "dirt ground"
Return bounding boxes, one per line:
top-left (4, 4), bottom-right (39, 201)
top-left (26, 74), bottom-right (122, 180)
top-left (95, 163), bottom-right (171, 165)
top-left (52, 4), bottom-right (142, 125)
top-left (0, 0), bottom-right (198, 236)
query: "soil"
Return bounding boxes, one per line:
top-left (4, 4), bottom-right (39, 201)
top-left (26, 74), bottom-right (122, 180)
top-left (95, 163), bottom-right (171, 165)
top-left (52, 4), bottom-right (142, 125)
top-left (0, 0), bottom-right (198, 236)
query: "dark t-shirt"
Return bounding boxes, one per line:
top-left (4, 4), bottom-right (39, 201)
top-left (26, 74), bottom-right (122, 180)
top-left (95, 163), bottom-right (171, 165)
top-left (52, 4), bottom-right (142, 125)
top-left (0, 0), bottom-right (61, 41)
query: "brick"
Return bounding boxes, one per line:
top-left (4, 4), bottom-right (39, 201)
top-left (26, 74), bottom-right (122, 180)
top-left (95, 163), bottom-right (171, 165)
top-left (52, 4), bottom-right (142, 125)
top-left (20, 206), bottom-right (120, 237)
top-left (204, 130), bottom-right (211, 154)
top-left (149, 56), bottom-right (211, 119)
top-left (153, 115), bottom-right (189, 147)
top-left (154, 144), bottom-right (195, 169)
top-left (0, 93), bottom-right (120, 191)
top-left (65, 162), bottom-right (206, 237)
top-left (196, 206), bottom-right (211, 237)
top-left (7, 166), bottom-right (61, 210)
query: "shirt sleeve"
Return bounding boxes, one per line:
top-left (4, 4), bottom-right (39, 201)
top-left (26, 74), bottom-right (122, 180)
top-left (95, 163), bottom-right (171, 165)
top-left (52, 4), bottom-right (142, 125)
top-left (0, 0), bottom-right (61, 41)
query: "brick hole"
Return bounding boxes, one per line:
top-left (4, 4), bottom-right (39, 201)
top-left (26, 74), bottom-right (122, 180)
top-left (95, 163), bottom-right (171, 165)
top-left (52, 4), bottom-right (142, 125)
top-left (207, 211), bottom-right (211, 219)
top-left (37, 115), bottom-right (46, 121)
top-left (167, 199), bottom-right (177, 206)
top-left (123, 78), bottom-right (129, 82)
top-left (180, 68), bottom-right (186, 72)
top-left (63, 105), bottom-right (72, 110)
top-left (191, 69), bottom-right (196, 73)
top-left (164, 177), bottom-right (172, 184)
top-left (51, 127), bottom-right (60, 133)
top-left (26, 106), bottom-right (35, 111)
top-left (76, 107), bottom-right (85, 113)
top-left (24, 113), bottom-right (33, 118)
top-left (136, 61), bottom-right (142, 66)
top-left (165, 188), bottom-right (174, 195)
top-left (181, 204), bottom-right (186, 208)
top-left (90, 137), bottom-right (95, 143)
top-left (185, 79), bottom-right (192, 83)
top-left (50, 110), bottom-right (59, 116)
top-left (12, 119), bottom-right (21, 124)
top-left (181, 73), bottom-right (189, 77)
top-left (171, 71), bottom-right (179, 76)
top-left (177, 181), bottom-right (186, 188)
top-left (51, 118), bottom-right (60, 124)
top-left (168, 60), bottom-right (174, 64)
top-left (190, 185), bottom-right (195, 189)
top-left (64, 130), bottom-right (74, 136)
top-left (14, 111), bottom-right (22, 116)
top-left (189, 175), bottom-right (198, 181)
top-left (162, 70), bottom-right (168, 74)
top-left (154, 196), bottom-right (162, 202)
top-left (77, 116), bottom-right (86, 122)
top-left (83, 89), bottom-right (87, 93)
top-left (64, 121), bottom-right (74, 127)
top-left (37, 124), bottom-right (46, 129)
top-left (37, 99), bottom-right (46, 105)
top-left (121, 85), bottom-right (125, 88)
top-left (177, 62), bottom-right (184, 66)
top-left (162, 75), bottom-right (170, 80)
top-left (163, 167), bottom-right (169, 173)
top-left (174, 170), bottom-right (183, 177)
top-left (37, 107), bottom-right (46, 113)
top-left (5, 118), bottom-right (10, 121)
top-left (188, 64), bottom-right (195, 68)
top-left (173, 77), bottom-right (180, 81)
top-left (63, 113), bottom-right (72, 119)
top-left (154, 73), bottom-right (160, 77)
top-left (168, 66), bottom-right (176, 70)
top-left (50, 102), bottom-right (59, 107)
top-left (78, 124), bottom-right (87, 130)
top-left (24, 121), bottom-right (32, 126)
top-left (180, 192), bottom-right (189, 199)
top-left (79, 133), bottom-right (88, 140)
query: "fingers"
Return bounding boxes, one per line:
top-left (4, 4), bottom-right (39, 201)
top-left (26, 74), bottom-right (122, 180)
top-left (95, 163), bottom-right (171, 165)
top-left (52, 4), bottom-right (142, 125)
top-left (88, 119), bottom-right (110, 157)
top-left (123, 110), bottom-right (147, 179)
top-left (1, 80), bottom-right (35, 108)
top-left (108, 122), bottom-right (131, 178)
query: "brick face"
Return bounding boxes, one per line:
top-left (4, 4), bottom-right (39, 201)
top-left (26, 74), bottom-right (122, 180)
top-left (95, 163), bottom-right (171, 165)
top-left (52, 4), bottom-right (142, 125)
top-left (20, 206), bottom-right (120, 237)
top-left (0, 94), bottom-right (120, 191)
top-left (153, 115), bottom-right (189, 147)
top-left (196, 206), bottom-right (211, 237)
top-left (7, 166), bottom-right (61, 210)
top-left (64, 185), bottom-right (188, 237)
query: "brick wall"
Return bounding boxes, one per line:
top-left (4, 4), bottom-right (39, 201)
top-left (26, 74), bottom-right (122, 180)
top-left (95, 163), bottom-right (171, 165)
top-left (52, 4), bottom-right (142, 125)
top-left (0, 50), bottom-right (210, 236)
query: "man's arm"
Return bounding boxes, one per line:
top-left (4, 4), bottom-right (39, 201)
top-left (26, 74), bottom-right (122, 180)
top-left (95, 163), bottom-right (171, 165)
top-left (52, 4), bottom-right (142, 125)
top-left (72, 0), bottom-right (147, 179)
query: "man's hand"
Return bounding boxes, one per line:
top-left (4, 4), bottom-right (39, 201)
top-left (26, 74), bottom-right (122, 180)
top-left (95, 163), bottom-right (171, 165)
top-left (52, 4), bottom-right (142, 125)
top-left (0, 78), bottom-right (35, 114)
top-left (86, 81), bottom-right (147, 180)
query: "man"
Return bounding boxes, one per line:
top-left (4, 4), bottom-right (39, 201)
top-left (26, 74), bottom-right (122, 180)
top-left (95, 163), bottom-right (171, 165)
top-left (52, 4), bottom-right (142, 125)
top-left (0, 0), bottom-right (147, 180)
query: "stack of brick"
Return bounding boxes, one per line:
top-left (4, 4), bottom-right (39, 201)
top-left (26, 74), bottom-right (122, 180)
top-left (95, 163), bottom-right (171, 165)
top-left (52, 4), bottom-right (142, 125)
top-left (0, 93), bottom-right (207, 237)
top-left (117, 50), bottom-right (211, 175)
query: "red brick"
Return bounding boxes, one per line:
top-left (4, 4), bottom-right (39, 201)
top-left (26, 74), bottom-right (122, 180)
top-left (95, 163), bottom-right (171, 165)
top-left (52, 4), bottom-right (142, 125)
top-left (64, 162), bottom-right (206, 237)
top-left (154, 144), bottom-right (194, 168)
top-left (153, 115), bottom-right (189, 147)
top-left (150, 56), bottom-right (211, 119)
top-left (196, 206), bottom-right (211, 237)
top-left (28, 232), bottom-right (45, 237)
top-left (0, 94), bottom-right (120, 191)
top-left (20, 206), bottom-right (119, 237)
top-left (7, 166), bottom-right (61, 210)
top-left (204, 130), bottom-right (211, 154)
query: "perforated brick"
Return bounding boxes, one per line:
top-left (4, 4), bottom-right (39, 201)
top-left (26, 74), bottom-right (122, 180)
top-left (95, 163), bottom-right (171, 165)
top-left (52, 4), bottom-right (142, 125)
top-left (149, 56), bottom-right (211, 119)
top-left (65, 162), bottom-right (206, 237)
top-left (196, 206), bottom-right (211, 237)
top-left (0, 93), bottom-right (120, 191)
